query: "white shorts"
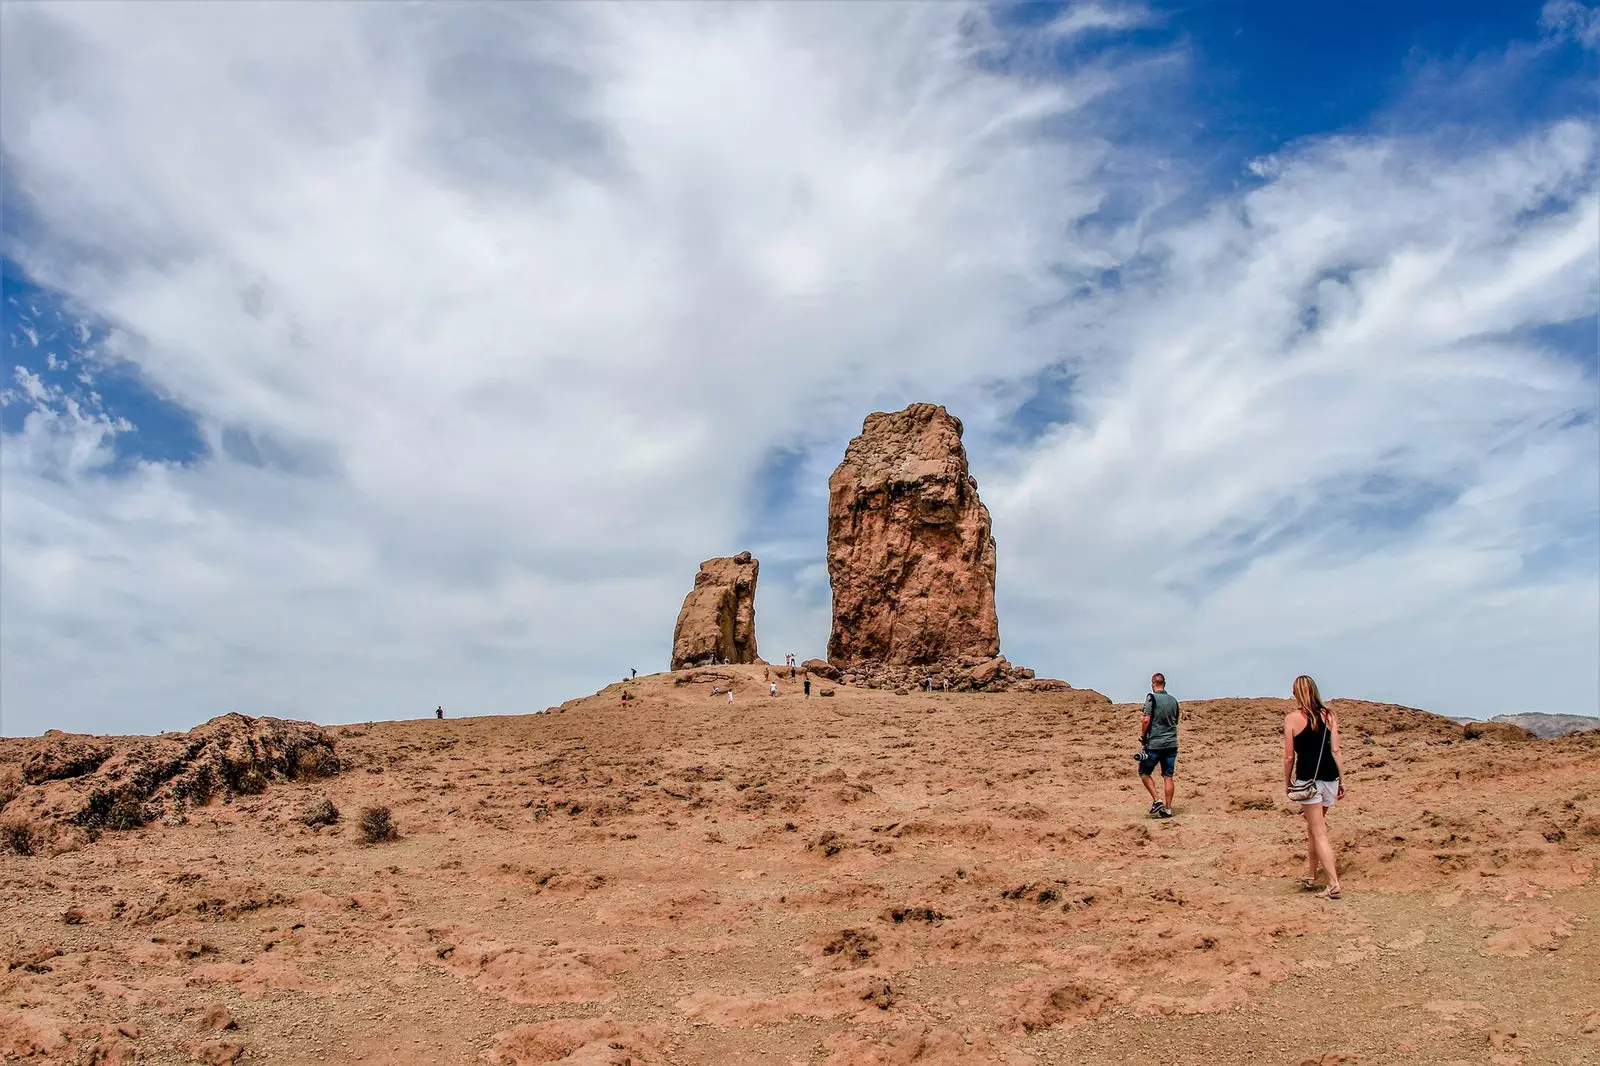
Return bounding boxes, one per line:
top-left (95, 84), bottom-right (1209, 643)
top-left (1292, 779), bottom-right (1339, 810)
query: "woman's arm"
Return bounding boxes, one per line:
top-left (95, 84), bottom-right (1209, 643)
top-left (1283, 714), bottom-right (1297, 787)
top-left (1329, 711), bottom-right (1346, 795)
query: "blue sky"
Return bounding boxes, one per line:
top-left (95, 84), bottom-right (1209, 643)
top-left (2, 1), bottom-right (1596, 736)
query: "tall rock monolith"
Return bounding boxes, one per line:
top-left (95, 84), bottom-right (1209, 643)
top-left (670, 552), bottom-right (760, 670)
top-left (826, 404), bottom-right (1029, 690)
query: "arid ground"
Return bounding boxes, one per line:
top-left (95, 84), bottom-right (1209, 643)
top-left (3, 667), bottom-right (1598, 1065)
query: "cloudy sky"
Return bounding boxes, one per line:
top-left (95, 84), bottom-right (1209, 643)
top-left (2, 1), bottom-right (1596, 737)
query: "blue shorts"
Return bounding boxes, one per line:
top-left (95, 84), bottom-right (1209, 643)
top-left (1138, 749), bottom-right (1177, 777)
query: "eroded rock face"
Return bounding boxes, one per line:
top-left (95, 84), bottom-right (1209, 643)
top-left (0, 714), bottom-right (338, 855)
top-left (827, 404), bottom-right (1030, 690)
top-left (670, 552), bottom-right (760, 670)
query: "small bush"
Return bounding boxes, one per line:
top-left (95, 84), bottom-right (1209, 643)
top-left (357, 806), bottom-right (397, 844)
top-left (106, 794), bottom-right (146, 831)
top-left (1, 821), bottom-right (36, 856)
top-left (236, 768), bottom-right (269, 795)
top-left (299, 797), bottom-right (339, 828)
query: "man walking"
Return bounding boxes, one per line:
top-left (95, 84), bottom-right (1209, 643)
top-left (804, 678), bottom-right (811, 697)
top-left (1137, 673), bottom-right (1180, 818)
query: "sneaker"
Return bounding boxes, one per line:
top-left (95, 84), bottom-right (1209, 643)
top-left (1148, 801), bottom-right (1163, 816)
top-left (1157, 806), bottom-right (1174, 818)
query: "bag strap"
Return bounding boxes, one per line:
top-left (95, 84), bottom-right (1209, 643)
top-left (1308, 708), bottom-right (1329, 782)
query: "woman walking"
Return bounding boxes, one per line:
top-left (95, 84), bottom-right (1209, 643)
top-left (1283, 675), bottom-right (1345, 898)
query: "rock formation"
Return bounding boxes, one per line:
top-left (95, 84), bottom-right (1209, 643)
top-left (825, 403), bottom-right (1033, 691)
top-left (0, 714), bottom-right (338, 855)
top-left (670, 552), bottom-right (760, 670)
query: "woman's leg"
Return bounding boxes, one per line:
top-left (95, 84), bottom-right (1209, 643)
top-left (1304, 803), bottom-right (1340, 891)
top-left (1302, 806), bottom-right (1321, 882)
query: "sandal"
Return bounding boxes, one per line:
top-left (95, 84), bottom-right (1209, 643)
top-left (1321, 886), bottom-right (1342, 900)
top-left (1298, 877), bottom-right (1321, 892)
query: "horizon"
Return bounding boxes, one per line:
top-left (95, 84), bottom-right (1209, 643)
top-left (3, 1), bottom-right (1598, 737)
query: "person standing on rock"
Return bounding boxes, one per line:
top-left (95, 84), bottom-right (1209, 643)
top-left (804, 678), bottom-right (811, 697)
top-left (1137, 673), bottom-right (1179, 818)
top-left (435, 706), bottom-right (444, 720)
top-left (1284, 674), bottom-right (1345, 899)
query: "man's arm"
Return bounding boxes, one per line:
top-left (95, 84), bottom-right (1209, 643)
top-left (1139, 695), bottom-right (1153, 743)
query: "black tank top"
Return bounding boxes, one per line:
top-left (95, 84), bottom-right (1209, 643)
top-left (1292, 714), bottom-right (1340, 781)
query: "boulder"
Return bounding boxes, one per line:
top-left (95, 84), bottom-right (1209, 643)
top-left (969, 657), bottom-right (1007, 686)
top-left (1016, 679), bottom-right (1072, 693)
top-left (802, 658), bottom-right (842, 682)
top-left (670, 552), bottom-right (760, 670)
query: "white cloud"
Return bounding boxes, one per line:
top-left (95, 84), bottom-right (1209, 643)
top-left (1043, 3), bottom-right (1154, 41)
top-left (1541, 0), bottom-right (1600, 49)
top-left (0, 2), bottom-right (1594, 735)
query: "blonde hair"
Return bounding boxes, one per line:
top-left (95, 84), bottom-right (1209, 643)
top-left (1293, 675), bottom-right (1328, 729)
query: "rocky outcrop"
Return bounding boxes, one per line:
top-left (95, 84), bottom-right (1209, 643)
top-left (670, 552), bottom-right (760, 670)
top-left (0, 715), bottom-right (338, 855)
top-left (825, 404), bottom-right (1034, 691)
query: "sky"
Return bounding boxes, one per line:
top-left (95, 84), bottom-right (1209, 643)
top-left (1, 1), bottom-right (1596, 737)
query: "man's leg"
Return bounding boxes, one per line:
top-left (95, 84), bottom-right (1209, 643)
top-left (1163, 773), bottom-right (1175, 809)
top-left (1140, 774), bottom-right (1161, 804)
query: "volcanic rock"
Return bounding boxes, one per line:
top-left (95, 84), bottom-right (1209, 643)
top-left (802, 659), bottom-right (842, 682)
top-left (826, 404), bottom-right (1028, 689)
top-left (670, 552), bottom-right (760, 670)
top-left (0, 714), bottom-right (338, 854)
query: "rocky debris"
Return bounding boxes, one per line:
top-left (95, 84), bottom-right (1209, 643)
top-left (0, 714), bottom-right (337, 854)
top-left (825, 404), bottom-right (1036, 691)
top-left (670, 552), bottom-right (760, 670)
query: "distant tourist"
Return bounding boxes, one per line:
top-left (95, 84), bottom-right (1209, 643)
top-left (804, 678), bottom-right (811, 697)
top-left (1284, 674), bottom-right (1344, 899)
top-left (727, 689), bottom-right (734, 704)
top-left (435, 706), bottom-right (444, 720)
top-left (631, 667), bottom-right (637, 680)
top-left (924, 675), bottom-right (933, 693)
top-left (769, 681), bottom-right (777, 697)
top-left (1137, 673), bottom-right (1179, 818)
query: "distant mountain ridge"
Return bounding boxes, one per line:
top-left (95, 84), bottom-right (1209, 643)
top-left (1483, 713), bottom-right (1600, 739)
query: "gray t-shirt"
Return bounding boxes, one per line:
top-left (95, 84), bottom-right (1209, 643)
top-left (1143, 691), bottom-right (1179, 751)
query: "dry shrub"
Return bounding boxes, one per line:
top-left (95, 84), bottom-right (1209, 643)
top-left (106, 794), bottom-right (146, 831)
top-left (1, 821), bottom-right (36, 856)
top-left (0, 768), bottom-right (21, 811)
top-left (298, 797), bottom-right (339, 827)
top-left (357, 806), bottom-right (397, 844)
